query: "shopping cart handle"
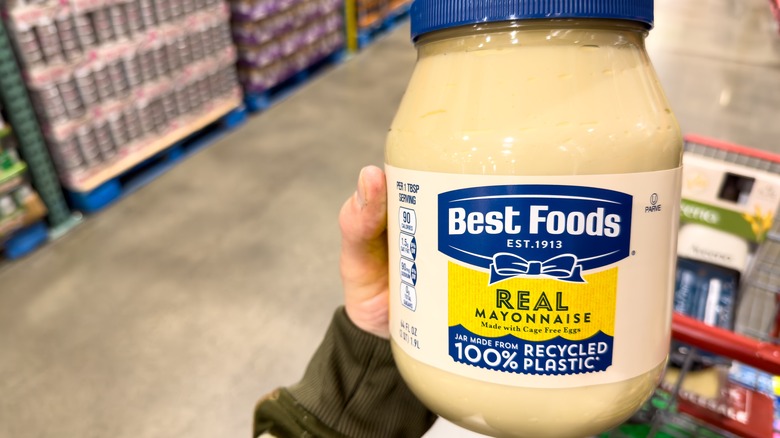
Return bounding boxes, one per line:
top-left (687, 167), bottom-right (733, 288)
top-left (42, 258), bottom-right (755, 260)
top-left (672, 313), bottom-right (780, 375)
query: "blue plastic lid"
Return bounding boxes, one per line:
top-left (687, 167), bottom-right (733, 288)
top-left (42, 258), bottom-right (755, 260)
top-left (410, 0), bottom-right (654, 39)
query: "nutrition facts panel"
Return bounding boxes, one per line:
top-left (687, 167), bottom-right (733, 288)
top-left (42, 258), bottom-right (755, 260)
top-left (399, 206), bottom-right (417, 311)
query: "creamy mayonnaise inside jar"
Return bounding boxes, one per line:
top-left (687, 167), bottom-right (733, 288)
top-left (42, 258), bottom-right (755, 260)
top-left (385, 2), bottom-right (683, 437)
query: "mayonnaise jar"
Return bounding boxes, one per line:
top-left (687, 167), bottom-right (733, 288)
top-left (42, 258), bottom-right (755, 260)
top-left (385, 2), bottom-right (682, 437)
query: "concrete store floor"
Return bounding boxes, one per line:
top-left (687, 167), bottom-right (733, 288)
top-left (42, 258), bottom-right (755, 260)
top-left (1, 0), bottom-right (779, 437)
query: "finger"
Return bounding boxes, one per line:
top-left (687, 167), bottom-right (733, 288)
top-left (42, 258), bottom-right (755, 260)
top-left (339, 166), bottom-right (390, 338)
top-left (339, 166), bottom-right (388, 283)
top-left (339, 165), bottom-right (388, 245)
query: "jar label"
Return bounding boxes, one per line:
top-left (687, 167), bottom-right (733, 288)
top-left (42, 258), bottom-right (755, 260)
top-left (387, 165), bottom-right (682, 388)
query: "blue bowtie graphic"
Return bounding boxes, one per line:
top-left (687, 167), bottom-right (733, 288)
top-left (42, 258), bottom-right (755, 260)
top-left (489, 253), bottom-right (585, 285)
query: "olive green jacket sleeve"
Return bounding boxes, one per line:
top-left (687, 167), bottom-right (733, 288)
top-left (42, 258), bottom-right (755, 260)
top-left (253, 307), bottom-right (438, 438)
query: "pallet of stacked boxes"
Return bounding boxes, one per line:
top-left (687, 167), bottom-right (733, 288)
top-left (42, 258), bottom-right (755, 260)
top-left (230, 0), bottom-right (345, 113)
top-left (2, 0), bottom-right (247, 213)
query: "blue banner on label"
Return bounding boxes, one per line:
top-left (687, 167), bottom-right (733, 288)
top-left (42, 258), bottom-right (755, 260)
top-left (449, 325), bottom-right (614, 375)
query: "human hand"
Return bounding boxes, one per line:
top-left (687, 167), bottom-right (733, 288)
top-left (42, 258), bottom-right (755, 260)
top-left (339, 165), bottom-right (390, 339)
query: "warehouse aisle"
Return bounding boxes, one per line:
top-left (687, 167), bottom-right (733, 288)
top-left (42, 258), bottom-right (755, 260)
top-left (0, 26), bottom-right (414, 438)
top-left (1, 0), bottom-right (779, 437)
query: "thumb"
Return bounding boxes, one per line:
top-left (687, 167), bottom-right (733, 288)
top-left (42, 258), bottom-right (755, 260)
top-left (340, 166), bottom-right (388, 246)
top-left (339, 166), bottom-right (390, 338)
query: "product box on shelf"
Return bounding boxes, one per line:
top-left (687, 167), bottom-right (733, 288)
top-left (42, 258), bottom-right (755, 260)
top-left (230, 0), bottom-right (345, 95)
top-left (0, 143), bottom-right (26, 195)
top-left (0, 181), bottom-right (47, 239)
top-left (2, 0), bottom-right (243, 193)
top-left (0, 133), bottom-right (47, 242)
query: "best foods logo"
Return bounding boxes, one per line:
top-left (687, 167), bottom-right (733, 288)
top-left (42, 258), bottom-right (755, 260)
top-left (438, 185), bottom-right (633, 284)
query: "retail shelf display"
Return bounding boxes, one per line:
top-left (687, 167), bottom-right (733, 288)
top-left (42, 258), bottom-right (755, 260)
top-left (0, 113), bottom-right (50, 259)
top-left (241, 48), bottom-right (344, 113)
top-left (345, 0), bottom-right (410, 52)
top-left (0, 154), bottom-right (26, 195)
top-left (67, 98), bottom-right (246, 213)
top-left (231, 0), bottom-right (345, 111)
top-left (604, 135), bottom-right (780, 437)
top-left (0, 17), bottom-right (73, 231)
top-left (61, 91), bottom-right (243, 193)
top-left (2, 0), bottom-right (245, 211)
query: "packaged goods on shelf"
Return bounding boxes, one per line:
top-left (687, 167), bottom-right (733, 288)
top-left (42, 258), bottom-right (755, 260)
top-left (230, 0), bottom-right (344, 93)
top-left (0, 143), bottom-right (26, 196)
top-left (0, 181), bottom-right (47, 239)
top-left (0, 117), bottom-right (47, 242)
top-left (2, 0), bottom-right (243, 192)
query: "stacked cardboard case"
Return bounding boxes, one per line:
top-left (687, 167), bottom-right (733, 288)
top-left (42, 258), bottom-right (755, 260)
top-left (3, 0), bottom-right (242, 191)
top-left (230, 0), bottom-right (344, 93)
